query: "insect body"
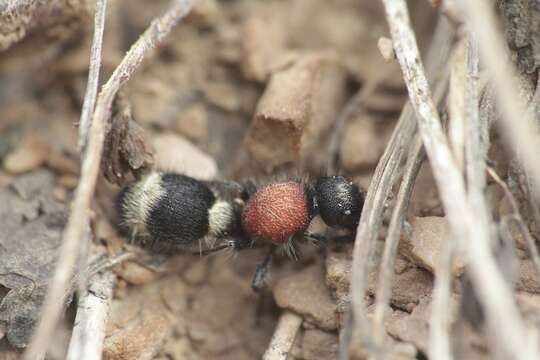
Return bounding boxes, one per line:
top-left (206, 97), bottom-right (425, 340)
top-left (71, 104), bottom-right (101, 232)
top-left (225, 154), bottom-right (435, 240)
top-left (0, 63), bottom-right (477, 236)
top-left (240, 175), bottom-right (364, 289)
top-left (117, 172), bottom-right (245, 252)
top-left (116, 171), bottom-right (364, 289)
top-left (241, 176), bottom-right (363, 248)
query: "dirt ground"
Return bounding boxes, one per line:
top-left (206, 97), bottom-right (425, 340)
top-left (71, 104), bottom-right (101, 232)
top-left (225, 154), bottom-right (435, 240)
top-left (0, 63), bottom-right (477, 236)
top-left (1, 0), bottom-right (540, 359)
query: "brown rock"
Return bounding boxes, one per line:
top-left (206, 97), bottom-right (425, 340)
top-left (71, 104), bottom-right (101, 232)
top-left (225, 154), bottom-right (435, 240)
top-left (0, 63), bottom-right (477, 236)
top-left (366, 265), bottom-right (433, 313)
top-left (151, 134), bottom-right (217, 180)
top-left (385, 298), bottom-right (431, 354)
top-left (104, 312), bottom-right (172, 360)
top-left (394, 256), bottom-right (410, 274)
top-left (57, 175), bottom-right (79, 189)
top-left (274, 264), bottom-right (338, 331)
top-left (377, 37), bottom-right (395, 61)
top-left (326, 245), bottom-right (431, 313)
top-left (203, 82), bottom-right (241, 112)
top-left (187, 0), bottom-right (220, 27)
top-left (517, 259), bottom-right (540, 294)
top-left (300, 329), bottom-right (338, 360)
top-left (325, 250), bottom-right (351, 298)
top-left (116, 261), bottom-right (161, 286)
top-left (382, 268), bottom-right (433, 313)
top-left (45, 150), bottom-right (79, 175)
top-left (240, 15), bottom-right (287, 82)
top-left (386, 296), bottom-right (459, 355)
top-left (400, 216), bottom-right (465, 276)
top-left (244, 52), bottom-right (347, 173)
top-left (340, 116), bottom-right (386, 171)
top-left (363, 88), bottom-right (407, 113)
top-left (3, 134), bottom-right (50, 174)
top-left (104, 276), bottom-right (191, 360)
top-left (174, 103), bottom-right (209, 144)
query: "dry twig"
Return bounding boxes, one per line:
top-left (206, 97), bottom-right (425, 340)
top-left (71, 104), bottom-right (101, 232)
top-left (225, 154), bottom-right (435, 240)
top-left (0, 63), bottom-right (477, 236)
top-left (380, 1), bottom-right (533, 358)
top-left (66, 271), bottom-right (115, 360)
top-left (429, 35), bottom-right (483, 360)
top-left (371, 64), bottom-right (449, 350)
top-left (23, 1), bottom-right (193, 358)
top-left (343, 17), bottom-right (455, 358)
top-left (372, 134), bottom-right (425, 347)
top-left (78, 0), bottom-right (108, 152)
top-left (263, 311), bottom-right (303, 360)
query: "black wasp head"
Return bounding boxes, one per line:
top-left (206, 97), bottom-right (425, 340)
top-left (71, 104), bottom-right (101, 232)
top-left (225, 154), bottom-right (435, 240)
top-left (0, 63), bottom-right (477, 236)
top-left (315, 175), bottom-right (364, 230)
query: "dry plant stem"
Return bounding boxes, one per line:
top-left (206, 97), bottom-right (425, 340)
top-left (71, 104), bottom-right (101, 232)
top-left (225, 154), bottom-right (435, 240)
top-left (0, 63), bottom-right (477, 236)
top-left (371, 69), bottom-right (449, 348)
top-left (345, 17), bottom-right (454, 358)
top-left (429, 231), bottom-right (454, 360)
top-left (458, 0), bottom-right (540, 196)
top-left (262, 311), bottom-right (302, 360)
top-left (372, 134), bottom-right (425, 348)
top-left (78, 0), bottom-right (108, 152)
top-left (448, 39), bottom-right (466, 172)
top-left (66, 271), bottom-right (115, 360)
top-left (464, 37), bottom-right (487, 190)
top-left (488, 167), bottom-right (540, 280)
top-left (23, 1), bottom-right (193, 359)
top-left (381, 1), bottom-right (533, 358)
top-left (429, 35), bottom-right (481, 360)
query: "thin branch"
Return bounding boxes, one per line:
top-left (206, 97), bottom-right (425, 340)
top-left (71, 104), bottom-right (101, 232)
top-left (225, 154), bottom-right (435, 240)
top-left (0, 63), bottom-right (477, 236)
top-left (66, 271), bottom-right (115, 360)
top-left (448, 39), bottom-right (466, 172)
top-left (344, 17), bottom-right (455, 358)
top-left (464, 36), bottom-right (486, 190)
top-left (381, 1), bottom-right (533, 359)
top-left (429, 231), bottom-right (454, 360)
top-left (372, 134), bottom-right (425, 347)
top-left (429, 34), bottom-right (482, 360)
top-left (78, 0), bottom-right (108, 152)
top-left (458, 0), bottom-right (540, 198)
top-left (23, 1), bottom-right (193, 358)
top-left (262, 311), bottom-right (303, 360)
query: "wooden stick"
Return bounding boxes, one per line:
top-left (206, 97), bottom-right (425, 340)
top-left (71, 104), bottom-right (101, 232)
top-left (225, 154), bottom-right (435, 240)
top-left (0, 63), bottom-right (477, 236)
top-left (372, 134), bottom-right (425, 347)
top-left (343, 17), bottom-right (455, 359)
top-left (66, 271), bottom-right (115, 360)
top-left (263, 311), bottom-right (303, 360)
top-left (78, 0), bottom-right (108, 152)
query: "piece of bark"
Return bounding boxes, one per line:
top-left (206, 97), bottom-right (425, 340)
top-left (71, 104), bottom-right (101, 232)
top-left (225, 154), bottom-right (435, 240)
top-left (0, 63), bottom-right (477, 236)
top-left (243, 52), bottom-right (347, 174)
top-left (101, 94), bottom-right (154, 185)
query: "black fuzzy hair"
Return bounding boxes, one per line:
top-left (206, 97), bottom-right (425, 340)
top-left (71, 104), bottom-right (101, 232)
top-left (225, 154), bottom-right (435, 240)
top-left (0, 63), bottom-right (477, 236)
top-left (146, 173), bottom-right (215, 246)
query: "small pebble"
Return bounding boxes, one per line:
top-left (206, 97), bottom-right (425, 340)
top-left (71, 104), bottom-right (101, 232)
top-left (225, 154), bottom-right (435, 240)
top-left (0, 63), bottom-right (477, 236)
top-left (3, 134), bottom-right (50, 174)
